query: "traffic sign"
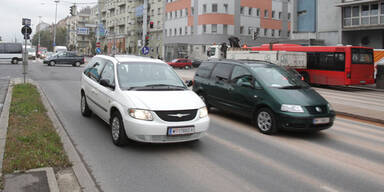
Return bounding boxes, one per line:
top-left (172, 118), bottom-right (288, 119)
top-left (22, 18), bottom-right (31, 26)
top-left (96, 42), bottom-right (101, 48)
top-left (96, 47), bottom-right (101, 54)
top-left (21, 26), bottom-right (32, 35)
top-left (142, 46), bottom-right (150, 55)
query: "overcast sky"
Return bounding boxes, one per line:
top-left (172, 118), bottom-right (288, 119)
top-left (0, 0), bottom-right (96, 42)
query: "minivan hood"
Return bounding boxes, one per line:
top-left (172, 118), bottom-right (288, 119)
top-left (269, 87), bottom-right (328, 106)
top-left (122, 90), bottom-right (205, 111)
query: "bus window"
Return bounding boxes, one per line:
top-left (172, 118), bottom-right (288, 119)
top-left (352, 48), bottom-right (373, 64)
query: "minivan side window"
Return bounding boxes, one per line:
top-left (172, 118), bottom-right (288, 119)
top-left (100, 61), bottom-right (115, 86)
top-left (231, 66), bottom-right (253, 86)
top-left (210, 63), bottom-right (233, 81)
top-left (84, 58), bottom-right (106, 82)
top-left (196, 62), bottom-right (215, 78)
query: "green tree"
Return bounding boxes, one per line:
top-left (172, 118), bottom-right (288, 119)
top-left (32, 27), bottom-right (67, 51)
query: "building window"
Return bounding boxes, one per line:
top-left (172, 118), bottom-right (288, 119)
top-left (224, 4), bottom-right (228, 13)
top-left (212, 24), bottom-right (217, 33)
top-left (180, 28), bottom-right (182, 35)
top-left (191, 26), bottom-right (194, 34)
top-left (352, 6), bottom-right (360, 25)
top-left (240, 26), bottom-right (244, 34)
top-left (278, 30), bottom-right (281, 37)
top-left (212, 4), bottom-right (218, 13)
top-left (203, 4), bottom-right (207, 13)
top-left (381, 3), bottom-right (384, 24)
top-left (343, 7), bottom-right (352, 26)
top-left (264, 28), bottom-right (268, 36)
top-left (272, 10), bottom-right (275, 19)
top-left (158, 8), bottom-right (161, 15)
top-left (257, 8), bottom-right (260, 17)
top-left (185, 8), bottom-right (188, 16)
top-left (248, 27), bottom-right (252, 35)
top-left (203, 25), bottom-right (206, 33)
top-left (361, 5), bottom-right (369, 25)
top-left (191, 7), bottom-right (194, 15)
top-left (370, 4), bottom-right (378, 24)
top-left (223, 24), bottom-right (228, 34)
top-left (185, 26), bottom-right (188, 35)
top-left (249, 8), bottom-right (253, 16)
top-left (174, 28), bottom-right (177, 36)
top-left (264, 10), bottom-right (269, 18)
top-left (279, 12), bottom-right (282, 19)
top-left (288, 13), bottom-right (291, 20)
top-left (271, 29), bottom-right (275, 37)
top-left (240, 7), bottom-right (244, 15)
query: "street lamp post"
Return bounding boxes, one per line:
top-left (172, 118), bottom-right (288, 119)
top-left (53, 0), bottom-right (60, 47)
top-left (38, 16), bottom-right (42, 55)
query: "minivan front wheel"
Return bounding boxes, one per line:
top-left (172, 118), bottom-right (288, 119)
top-left (255, 108), bottom-right (277, 135)
top-left (81, 93), bottom-right (92, 117)
top-left (111, 112), bottom-right (129, 146)
top-left (11, 58), bottom-right (19, 64)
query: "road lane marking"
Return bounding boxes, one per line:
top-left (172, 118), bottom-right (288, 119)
top-left (207, 133), bottom-right (340, 192)
top-left (164, 148), bottom-right (262, 192)
top-left (209, 114), bottom-right (384, 184)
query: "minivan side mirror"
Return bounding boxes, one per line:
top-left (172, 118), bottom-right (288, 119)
top-left (185, 80), bottom-right (193, 87)
top-left (254, 81), bottom-right (263, 89)
top-left (100, 79), bottom-right (115, 89)
top-left (238, 81), bottom-right (253, 88)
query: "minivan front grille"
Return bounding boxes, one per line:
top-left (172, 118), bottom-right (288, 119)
top-left (155, 109), bottom-right (198, 122)
top-left (305, 105), bottom-right (328, 114)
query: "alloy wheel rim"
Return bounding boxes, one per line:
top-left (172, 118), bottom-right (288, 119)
top-left (81, 96), bottom-right (86, 113)
top-left (112, 117), bottom-right (120, 141)
top-left (258, 111), bottom-right (272, 131)
top-left (76, 62), bottom-right (80, 66)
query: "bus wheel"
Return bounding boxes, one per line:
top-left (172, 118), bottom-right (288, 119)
top-left (11, 58), bottom-right (19, 64)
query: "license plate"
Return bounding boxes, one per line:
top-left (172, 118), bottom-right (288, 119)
top-left (313, 117), bottom-right (330, 125)
top-left (360, 81), bottom-right (366, 84)
top-left (167, 126), bottom-right (195, 136)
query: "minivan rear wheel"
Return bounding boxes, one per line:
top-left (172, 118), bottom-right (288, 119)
top-left (111, 111), bottom-right (129, 146)
top-left (11, 58), bottom-right (19, 64)
top-left (255, 108), bottom-right (277, 135)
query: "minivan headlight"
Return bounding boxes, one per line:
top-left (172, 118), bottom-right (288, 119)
top-left (327, 103), bottom-right (334, 111)
top-left (128, 109), bottom-right (153, 121)
top-left (281, 104), bottom-right (304, 113)
top-left (198, 107), bottom-right (208, 118)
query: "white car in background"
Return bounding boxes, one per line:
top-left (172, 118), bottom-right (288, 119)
top-left (80, 55), bottom-right (210, 146)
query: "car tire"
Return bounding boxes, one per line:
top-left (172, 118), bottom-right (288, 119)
top-left (49, 61), bottom-right (56, 66)
top-left (74, 61), bottom-right (81, 67)
top-left (11, 58), bottom-right (19, 64)
top-left (81, 93), bottom-right (92, 117)
top-left (184, 65), bottom-right (191, 70)
top-left (110, 111), bottom-right (129, 146)
top-left (255, 108), bottom-right (277, 135)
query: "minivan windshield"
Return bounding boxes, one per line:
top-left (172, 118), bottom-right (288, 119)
top-left (117, 62), bottom-right (187, 90)
top-left (250, 65), bottom-right (309, 89)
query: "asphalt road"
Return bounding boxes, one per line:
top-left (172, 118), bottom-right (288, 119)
top-left (21, 60), bottom-right (384, 192)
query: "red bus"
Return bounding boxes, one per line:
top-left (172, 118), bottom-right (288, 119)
top-left (250, 44), bottom-right (375, 86)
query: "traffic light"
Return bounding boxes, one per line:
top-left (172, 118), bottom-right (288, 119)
top-left (145, 35), bottom-right (149, 46)
top-left (150, 21), bottom-right (154, 29)
top-left (70, 6), bottom-right (73, 16)
top-left (70, 5), bottom-right (76, 16)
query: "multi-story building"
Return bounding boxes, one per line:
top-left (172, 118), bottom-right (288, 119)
top-left (338, 0), bottom-right (384, 48)
top-left (164, 0), bottom-right (293, 61)
top-left (67, 7), bottom-right (97, 55)
top-left (100, 0), bottom-right (164, 57)
top-left (36, 22), bottom-right (50, 32)
top-left (290, 0), bottom-right (342, 46)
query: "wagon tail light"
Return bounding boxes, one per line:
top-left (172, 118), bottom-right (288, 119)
top-left (347, 72), bottom-right (351, 79)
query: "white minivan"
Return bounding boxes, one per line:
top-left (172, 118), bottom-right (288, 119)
top-left (80, 55), bottom-right (210, 145)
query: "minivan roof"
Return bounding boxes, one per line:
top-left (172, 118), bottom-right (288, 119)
top-left (93, 54), bottom-right (164, 64)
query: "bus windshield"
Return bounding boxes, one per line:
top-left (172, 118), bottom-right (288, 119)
top-left (351, 48), bottom-right (373, 64)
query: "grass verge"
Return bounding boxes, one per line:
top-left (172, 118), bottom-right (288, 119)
top-left (2, 83), bottom-right (71, 174)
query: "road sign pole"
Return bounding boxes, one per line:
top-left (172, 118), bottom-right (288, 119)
top-left (23, 36), bottom-right (28, 84)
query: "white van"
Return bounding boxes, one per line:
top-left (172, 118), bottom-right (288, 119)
top-left (53, 46), bottom-right (67, 53)
top-left (0, 43), bottom-right (23, 64)
top-left (80, 55), bottom-right (210, 145)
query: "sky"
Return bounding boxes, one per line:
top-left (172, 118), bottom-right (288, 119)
top-left (0, 0), bottom-right (97, 42)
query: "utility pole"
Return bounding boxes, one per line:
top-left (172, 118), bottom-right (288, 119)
top-left (142, 0), bottom-right (148, 55)
top-left (96, 0), bottom-right (102, 53)
top-left (38, 16), bottom-right (42, 55)
top-left (53, 0), bottom-right (60, 47)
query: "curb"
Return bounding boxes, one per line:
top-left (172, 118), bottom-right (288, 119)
top-left (30, 79), bottom-right (100, 192)
top-left (0, 80), bottom-right (13, 179)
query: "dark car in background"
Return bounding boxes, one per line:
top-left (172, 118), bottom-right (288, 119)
top-left (167, 58), bottom-right (192, 69)
top-left (192, 60), bottom-right (335, 134)
top-left (43, 51), bottom-right (85, 67)
top-left (192, 59), bottom-right (202, 68)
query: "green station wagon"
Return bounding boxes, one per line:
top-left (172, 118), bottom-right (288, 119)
top-left (192, 60), bottom-right (335, 134)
